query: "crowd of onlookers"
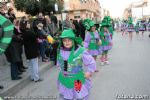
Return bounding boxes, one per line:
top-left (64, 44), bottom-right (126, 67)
top-left (0, 7), bottom-right (62, 82)
top-left (0, 5), bottom-right (88, 89)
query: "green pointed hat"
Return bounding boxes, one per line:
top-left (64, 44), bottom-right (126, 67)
top-left (104, 16), bottom-right (111, 21)
top-left (128, 17), bottom-right (133, 24)
top-left (83, 18), bottom-right (95, 30)
top-left (100, 16), bottom-right (111, 27)
top-left (100, 20), bottom-right (109, 27)
top-left (89, 20), bottom-right (95, 27)
top-left (0, 15), bottom-right (14, 55)
top-left (100, 16), bottom-right (114, 35)
top-left (60, 29), bottom-right (75, 39)
top-left (60, 29), bottom-right (82, 45)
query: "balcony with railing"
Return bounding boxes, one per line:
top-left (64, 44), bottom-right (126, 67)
top-left (67, 0), bottom-right (101, 13)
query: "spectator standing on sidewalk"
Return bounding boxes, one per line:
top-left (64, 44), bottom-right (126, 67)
top-left (33, 12), bottom-right (46, 34)
top-left (62, 14), bottom-right (73, 30)
top-left (0, 14), bottom-right (21, 80)
top-left (44, 16), bottom-right (55, 60)
top-left (79, 19), bottom-right (86, 40)
top-left (36, 23), bottom-right (49, 62)
top-left (8, 9), bottom-right (25, 73)
top-left (72, 20), bottom-right (80, 37)
top-left (44, 16), bottom-right (54, 36)
top-left (22, 20), bottom-right (42, 82)
top-left (49, 11), bottom-right (58, 28)
top-left (0, 15), bottom-right (14, 88)
top-left (14, 19), bottom-right (27, 73)
top-left (7, 8), bottom-right (16, 23)
top-left (5, 19), bottom-right (24, 80)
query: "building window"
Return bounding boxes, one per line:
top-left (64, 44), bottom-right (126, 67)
top-left (74, 11), bottom-right (80, 15)
top-left (80, 0), bottom-right (87, 3)
top-left (80, 0), bottom-right (84, 3)
top-left (74, 16), bottom-right (80, 19)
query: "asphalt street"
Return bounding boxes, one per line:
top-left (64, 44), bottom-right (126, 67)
top-left (15, 32), bottom-right (150, 100)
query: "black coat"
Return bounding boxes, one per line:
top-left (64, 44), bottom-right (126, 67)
top-left (50, 15), bottom-right (58, 25)
top-left (8, 13), bottom-right (16, 23)
top-left (32, 18), bottom-right (46, 33)
top-left (79, 20), bottom-right (86, 40)
top-left (22, 29), bottom-right (39, 59)
top-left (5, 28), bottom-right (23, 63)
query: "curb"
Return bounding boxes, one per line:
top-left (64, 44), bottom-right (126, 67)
top-left (0, 61), bottom-right (54, 97)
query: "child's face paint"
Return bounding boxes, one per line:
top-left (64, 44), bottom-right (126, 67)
top-left (62, 38), bottom-right (73, 49)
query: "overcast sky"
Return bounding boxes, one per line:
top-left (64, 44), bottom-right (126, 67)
top-left (99, 0), bottom-right (145, 18)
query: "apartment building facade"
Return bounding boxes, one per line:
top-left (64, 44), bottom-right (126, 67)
top-left (1, 0), bottom-right (101, 20)
top-left (123, 0), bottom-right (149, 19)
top-left (0, 0), bottom-right (26, 17)
top-left (63, 0), bottom-right (101, 22)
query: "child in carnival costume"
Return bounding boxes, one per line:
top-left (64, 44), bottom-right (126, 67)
top-left (135, 20), bottom-right (140, 35)
top-left (99, 16), bottom-right (113, 65)
top-left (139, 19), bottom-right (146, 36)
top-left (127, 17), bottom-right (134, 41)
top-left (100, 16), bottom-right (114, 39)
top-left (147, 19), bottom-right (150, 31)
top-left (147, 19), bottom-right (150, 37)
top-left (57, 29), bottom-right (96, 100)
top-left (106, 16), bottom-right (114, 39)
top-left (121, 19), bottom-right (125, 31)
top-left (83, 19), bottom-right (102, 60)
top-left (121, 20), bottom-right (128, 36)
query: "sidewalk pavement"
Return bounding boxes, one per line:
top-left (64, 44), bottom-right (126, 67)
top-left (0, 56), bottom-right (54, 97)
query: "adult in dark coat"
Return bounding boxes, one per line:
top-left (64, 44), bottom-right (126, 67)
top-left (8, 8), bottom-right (16, 23)
top-left (32, 12), bottom-right (46, 33)
top-left (5, 27), bottom-right (23, 80)
top-left (72, 20), bottom-right (80, 37)
top-left (20, 17), bottom-right (39, 60)
top-left (22, 21), bottom-right (42, 82)
top-left (22, 26), bottom-right (39, 60)
top-left (49, 11), bottom-right (58, 27)
top-left (79, 20), bottom-right (86, 40)
top-left (14, 19), bottom-right (27, 73)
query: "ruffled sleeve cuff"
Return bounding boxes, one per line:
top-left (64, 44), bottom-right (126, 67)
top-left (82, 51), bottom-right (96, 73)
